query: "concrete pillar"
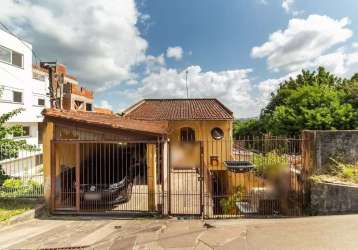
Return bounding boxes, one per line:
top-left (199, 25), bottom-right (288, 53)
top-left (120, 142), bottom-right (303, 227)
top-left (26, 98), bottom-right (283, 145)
top-left (43, 121), bottom-right (54, 209)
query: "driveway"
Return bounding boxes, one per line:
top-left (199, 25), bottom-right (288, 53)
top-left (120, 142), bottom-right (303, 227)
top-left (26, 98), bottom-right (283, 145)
top-left (0, 215), bottom-right (358, 249)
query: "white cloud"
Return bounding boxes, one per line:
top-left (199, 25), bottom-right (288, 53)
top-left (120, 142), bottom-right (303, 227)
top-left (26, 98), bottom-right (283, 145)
top-left (0, 0), bottom-right (148, 91)
top-left (99, 100), bottom-right (113, 110)
top-left (252, 15), bottom-right (353, 72)
top-left (144, 54), bottom-right (166, 74)
top-left (315, 51), bottom-right (358, 77)
top-left (282, 0), bottom-right (294, 13)
top-left (122, 66), bottom-right (258, 118)
top-left (353, 43), bottom-right (358, 49)
top-left (166, 46), bottom-right (184, 61)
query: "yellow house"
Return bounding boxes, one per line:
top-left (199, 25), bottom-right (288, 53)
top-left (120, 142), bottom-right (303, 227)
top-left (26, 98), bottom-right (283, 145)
top-left (123, 98), bottom-right (250, 216)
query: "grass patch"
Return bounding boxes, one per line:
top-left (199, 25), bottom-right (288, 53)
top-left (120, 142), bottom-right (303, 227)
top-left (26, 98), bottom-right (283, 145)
top-left (0, 199), bottom-right (35, 221)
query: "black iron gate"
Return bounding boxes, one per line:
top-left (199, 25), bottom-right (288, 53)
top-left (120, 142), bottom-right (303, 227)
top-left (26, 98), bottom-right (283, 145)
top-left (52, 141), bottom-right (164, 215)
top-left (168, 142), bottom-right (204, 216)
top-left (205, 137), bottom-right (307, 218)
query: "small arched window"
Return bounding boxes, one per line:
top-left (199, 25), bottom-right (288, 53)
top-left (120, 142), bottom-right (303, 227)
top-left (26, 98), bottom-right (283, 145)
top-left (180, 127), bottom-right (195, 142)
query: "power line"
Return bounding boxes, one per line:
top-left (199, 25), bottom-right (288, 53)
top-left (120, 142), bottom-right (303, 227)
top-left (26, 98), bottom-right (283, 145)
top-left (0, 22), bottom-right (42, 64)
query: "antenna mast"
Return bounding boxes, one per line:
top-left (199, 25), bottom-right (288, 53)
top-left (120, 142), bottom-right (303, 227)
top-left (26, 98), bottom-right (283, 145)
top-left (185, 70), bottom-right (189, 98)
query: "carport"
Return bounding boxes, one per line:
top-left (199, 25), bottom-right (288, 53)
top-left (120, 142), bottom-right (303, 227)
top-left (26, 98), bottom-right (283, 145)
top-left (42, 109), bottom-right (168, 215)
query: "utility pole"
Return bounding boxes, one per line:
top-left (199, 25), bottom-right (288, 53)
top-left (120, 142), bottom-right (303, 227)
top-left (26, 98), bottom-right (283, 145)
top-left (40, 62), bottom-right (57, 108)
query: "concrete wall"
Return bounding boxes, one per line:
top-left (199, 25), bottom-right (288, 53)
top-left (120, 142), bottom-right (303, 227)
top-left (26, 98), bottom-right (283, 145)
top-left (302, 130), bottom-right (358, 173)
top-left (311, 181), bottom-right (358, 214)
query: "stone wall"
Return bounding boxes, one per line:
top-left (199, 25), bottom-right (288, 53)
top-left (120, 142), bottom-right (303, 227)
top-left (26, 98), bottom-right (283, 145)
top-left (302, 130), bottom-right (358, 173)
top-left (303, 130), bottom-right (358, 214)
top-left (311, 181), bottom-right (358, 214)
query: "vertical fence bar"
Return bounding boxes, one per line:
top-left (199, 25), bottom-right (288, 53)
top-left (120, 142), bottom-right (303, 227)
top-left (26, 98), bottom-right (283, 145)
top-left (76, 143), bottom-right (80, 211)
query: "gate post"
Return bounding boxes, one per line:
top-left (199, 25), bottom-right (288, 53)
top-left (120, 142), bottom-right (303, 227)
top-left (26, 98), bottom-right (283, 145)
top-left (43, 121), bottom-right (54, 210)
top-left (147, 144), bottom-right (157, 212)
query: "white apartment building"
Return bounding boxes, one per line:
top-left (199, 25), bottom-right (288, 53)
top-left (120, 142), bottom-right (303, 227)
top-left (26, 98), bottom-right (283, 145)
top-left (0, 29), bottom-right (49, 147)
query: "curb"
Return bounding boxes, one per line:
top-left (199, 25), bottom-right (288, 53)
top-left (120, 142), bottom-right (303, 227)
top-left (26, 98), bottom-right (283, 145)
top-left (7, 203), bottom-right (46, 224)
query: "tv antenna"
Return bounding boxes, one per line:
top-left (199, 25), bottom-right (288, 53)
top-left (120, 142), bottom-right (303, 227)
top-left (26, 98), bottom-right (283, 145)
top-left (185, 70), bottom-right (189, 98)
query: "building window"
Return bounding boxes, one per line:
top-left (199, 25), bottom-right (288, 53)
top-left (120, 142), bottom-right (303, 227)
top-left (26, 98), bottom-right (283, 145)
top-left (0, 45), bottom-right (23, 68)
top-left (38, 123), bottom-right (44, 144)
top-left (13, 91), bottom-right (23, 103)
top-left (14, 126), bottom-right (30, 137)
top-left (37, 98), bottom-right (45, 106)
top-left (211, 127), bottom-right (224, 140)
top-left (0, 46), bottom-right (11, 64)
top-left (35, 154), bottom-right (43, 166)
top-left (180, 127), bottom-right (195, 142)
top-left (74, 100), bottom-right (84, 110)
top-left (12, 51), bottom-right (23, 68)
top-left (86, 103), bottom-right (92, 111)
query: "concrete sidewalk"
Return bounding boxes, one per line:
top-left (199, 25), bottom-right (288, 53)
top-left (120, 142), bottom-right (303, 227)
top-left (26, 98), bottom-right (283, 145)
top-left (0, 215), bottom-right (358, 249)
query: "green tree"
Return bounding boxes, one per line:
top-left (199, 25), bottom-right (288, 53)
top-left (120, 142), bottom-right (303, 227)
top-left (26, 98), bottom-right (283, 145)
top-left (233, 67), bottom-right (358, 137)
top-left (261, 67), bottom-right (341, 117)
top-left (233, 118), bottom-right (264, 138)
top-left (266, 84), bottom-right (355, 136)
top-left (258, 67), bottom-right (358, 136)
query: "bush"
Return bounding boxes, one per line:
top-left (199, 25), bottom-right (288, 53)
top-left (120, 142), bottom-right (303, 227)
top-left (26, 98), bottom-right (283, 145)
top-left (330, 158), bottom-right (358, 184)
top-left (3, 178), bottom-right (23, 189)
top-left (220, 186), bottom-right (244, 214)
top-left (0, 165), bottom-right (10, 186)
top-left (253, 152), bottom-right (289, 180)
top-left (0, 178), bottom-right (43, 198)
top-left (311, 159), bottom-right (358, 184)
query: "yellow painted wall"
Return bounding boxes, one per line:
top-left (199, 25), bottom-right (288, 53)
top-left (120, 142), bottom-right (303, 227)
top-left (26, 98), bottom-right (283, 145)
top-left (55, 143), bottom-right (76, 175)
top-left (168, 120), bottom-right (233, 170)
top-left (167, 120), bottom-right (264, 194)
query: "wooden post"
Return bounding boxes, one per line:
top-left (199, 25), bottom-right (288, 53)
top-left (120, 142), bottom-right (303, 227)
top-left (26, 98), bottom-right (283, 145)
top-left (43, 121), bottom-right (54, 210)
top-left (147, 144), bottom-right (156, 212)
top-left (76, 143), bottom-right (80, 211)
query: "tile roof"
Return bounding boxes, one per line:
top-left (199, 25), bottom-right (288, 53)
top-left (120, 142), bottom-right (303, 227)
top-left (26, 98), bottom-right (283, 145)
top-left (43, 109), bottom-right (168, 135)
top-left (123, 99), bottom-right (234, 121)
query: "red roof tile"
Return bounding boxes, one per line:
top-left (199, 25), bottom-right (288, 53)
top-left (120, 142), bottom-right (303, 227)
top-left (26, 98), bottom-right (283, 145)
top-left (123, 99), bottom-right (233, 121)
top-left (43, 109), bottom-right (168, 135)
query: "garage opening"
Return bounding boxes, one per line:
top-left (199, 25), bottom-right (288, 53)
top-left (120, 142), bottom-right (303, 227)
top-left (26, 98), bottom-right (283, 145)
top-left (54, 142), bottom-right (162, 214)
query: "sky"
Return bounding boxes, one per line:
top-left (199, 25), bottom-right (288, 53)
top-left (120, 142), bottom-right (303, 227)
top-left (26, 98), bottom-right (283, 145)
top-left (1, 0), bottom-right (358, 118)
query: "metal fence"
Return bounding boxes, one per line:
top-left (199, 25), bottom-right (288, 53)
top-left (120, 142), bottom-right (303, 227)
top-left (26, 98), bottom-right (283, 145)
top-left (203, 137), bottom-right (307, 218)
top-left (0, 144), bottom-right (44, 198)
top-left (0, 136), bottom-right (309, 218)
top-left (52, 141), bottom-right (164, 215)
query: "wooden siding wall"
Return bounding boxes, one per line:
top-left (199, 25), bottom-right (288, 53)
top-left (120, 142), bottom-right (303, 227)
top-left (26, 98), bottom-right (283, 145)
top-left (54, 123), bottom-right (159, 142)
